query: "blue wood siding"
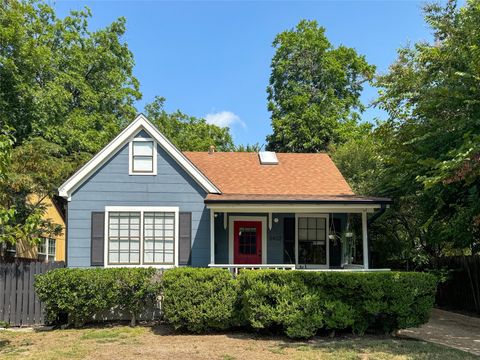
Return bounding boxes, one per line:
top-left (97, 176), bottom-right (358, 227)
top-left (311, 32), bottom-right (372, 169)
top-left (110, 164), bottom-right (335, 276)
top-left (68, 132), bottom-right (210, 267)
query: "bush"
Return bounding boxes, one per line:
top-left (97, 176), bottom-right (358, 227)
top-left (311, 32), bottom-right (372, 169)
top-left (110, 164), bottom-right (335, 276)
top-left (35, 267), bottom-right (437, 337)
top-left (237, 270), bottom-right (437, 338)
top-left (35, 268), bottom-right (161, 327)
top-left (113, 268), bottom-right (162, 326)
top-left (161, 267), bottom-right (239, 333)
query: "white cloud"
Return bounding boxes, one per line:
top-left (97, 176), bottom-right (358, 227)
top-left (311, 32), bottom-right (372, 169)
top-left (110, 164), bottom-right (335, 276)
top-left (204, 111), bottom-right (245, 129)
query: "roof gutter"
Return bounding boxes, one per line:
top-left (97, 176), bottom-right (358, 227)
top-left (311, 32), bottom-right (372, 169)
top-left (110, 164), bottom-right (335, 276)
top-left (204, 199), bottom-right (393, 205)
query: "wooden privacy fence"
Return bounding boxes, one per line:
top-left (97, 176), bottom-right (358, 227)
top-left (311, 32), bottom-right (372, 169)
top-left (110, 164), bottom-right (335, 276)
top-left (436, 255), bottom-right (480, 314)
top-left (0, 261), bottom-right (65, 326)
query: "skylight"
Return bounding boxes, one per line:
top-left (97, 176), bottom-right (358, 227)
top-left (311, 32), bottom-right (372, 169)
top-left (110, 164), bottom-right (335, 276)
top-left (258, 151), bottom-right (279, 165)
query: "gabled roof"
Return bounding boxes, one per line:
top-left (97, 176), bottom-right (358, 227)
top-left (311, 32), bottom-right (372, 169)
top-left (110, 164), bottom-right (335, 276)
top-left (58, 114), bottom-right (221, 198)
top-left (184, 152), bottom-right (359, 200)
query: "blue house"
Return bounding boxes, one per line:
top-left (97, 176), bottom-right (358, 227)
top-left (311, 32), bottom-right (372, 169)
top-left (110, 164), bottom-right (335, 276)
top-left (59, 115), bottom-right (391, 272)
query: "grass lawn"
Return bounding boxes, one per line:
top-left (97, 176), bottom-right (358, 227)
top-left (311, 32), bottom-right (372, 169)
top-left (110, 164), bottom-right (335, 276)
top-left (0, 325), bottom-right (477, 360)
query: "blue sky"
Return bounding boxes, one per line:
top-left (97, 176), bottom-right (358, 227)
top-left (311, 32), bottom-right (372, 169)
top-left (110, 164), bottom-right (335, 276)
top-left (52, 1), bottom-right (439, 147)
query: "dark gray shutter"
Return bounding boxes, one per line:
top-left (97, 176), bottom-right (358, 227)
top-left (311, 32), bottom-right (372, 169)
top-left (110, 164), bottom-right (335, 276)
top-left (91, 212), bottom-right (105, 266)
top-left (179, 212), bottom-right (192, 265)
top-left (283, 217), bottom-right (295, 264)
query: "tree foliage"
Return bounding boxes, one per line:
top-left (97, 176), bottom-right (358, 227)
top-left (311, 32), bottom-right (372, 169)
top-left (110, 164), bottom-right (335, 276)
top-left (144, 96), bottom-right (234, 152)
top-left (0, 0), bottom-right (140, 245)
top-left (266, 20), bottom-right (375, 152)
top-left (336, 0), bottom-right (480, 267)
top-left (0, 0), bottom-right (141, 155)
top-left (0, 127), bottom-right (14, 181)
top-left (331, 126), bottom-right (381, 196)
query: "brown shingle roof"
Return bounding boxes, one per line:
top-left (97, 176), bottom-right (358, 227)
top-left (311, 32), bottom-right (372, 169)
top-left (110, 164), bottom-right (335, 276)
top-left (183, 152), bottom-right (355, 198)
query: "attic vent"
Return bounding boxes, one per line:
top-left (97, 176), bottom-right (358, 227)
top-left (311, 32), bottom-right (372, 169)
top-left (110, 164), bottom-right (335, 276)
top-left (258, 151), bottom-right (279, 165)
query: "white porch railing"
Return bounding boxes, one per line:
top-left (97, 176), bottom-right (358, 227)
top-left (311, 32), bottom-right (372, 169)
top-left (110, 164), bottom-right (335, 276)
top-left (208, 263), bottom-right (296, 276)
top-left (208, 263), bottom-right (390, 275)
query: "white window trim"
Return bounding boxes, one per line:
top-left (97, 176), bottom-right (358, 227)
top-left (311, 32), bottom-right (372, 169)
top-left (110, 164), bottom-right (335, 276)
top-left (38, 238), bottom-right (56, 262)
top-left (128, 137), bottom-right (157, 176)
top-left (228, 215), bottom-right (267, 264)
top-left (104, 206), bottom-right (179, 268)
top-left (295, 213), bottom-right (329, 269)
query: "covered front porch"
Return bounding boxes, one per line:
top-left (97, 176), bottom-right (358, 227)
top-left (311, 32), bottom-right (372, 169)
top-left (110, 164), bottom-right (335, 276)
top-left (207, 200), bottom-right (390, 273)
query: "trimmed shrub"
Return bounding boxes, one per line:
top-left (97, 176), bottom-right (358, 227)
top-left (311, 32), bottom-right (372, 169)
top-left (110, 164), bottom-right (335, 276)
top-left (237, 270), bottom-right (437, 338)
top-left (36, 267), bottom-right (437, 337)
top-left (161, 267), bottom-right (239, 333)
top-left (35, 268), bottom-right (161, 327)
top-left (113, 268), bottom-right (162, 326)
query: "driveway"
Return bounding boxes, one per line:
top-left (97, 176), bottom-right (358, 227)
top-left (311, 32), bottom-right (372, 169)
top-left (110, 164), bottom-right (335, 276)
top-left (400, 308), bottom-right (480, 356)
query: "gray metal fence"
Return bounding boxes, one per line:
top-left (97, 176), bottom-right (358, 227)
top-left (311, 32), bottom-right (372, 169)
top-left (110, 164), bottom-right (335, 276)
top-left (0, 260), bottom-right (65, 326)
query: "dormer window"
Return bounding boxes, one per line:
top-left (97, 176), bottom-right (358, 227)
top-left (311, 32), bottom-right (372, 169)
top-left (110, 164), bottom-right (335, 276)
top-left (129, 138), bottom-right (157, 175)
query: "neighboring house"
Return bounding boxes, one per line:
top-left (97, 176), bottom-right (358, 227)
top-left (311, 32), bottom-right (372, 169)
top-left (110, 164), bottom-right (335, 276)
top-left (58, 114), bottom-right (391, 270)
top-left (2, 195), bottom-right (66, 262)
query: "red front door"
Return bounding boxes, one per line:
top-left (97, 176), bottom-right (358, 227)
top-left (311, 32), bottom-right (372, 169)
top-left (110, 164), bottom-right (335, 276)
top-left (234, 221), bottom-right (262, 264)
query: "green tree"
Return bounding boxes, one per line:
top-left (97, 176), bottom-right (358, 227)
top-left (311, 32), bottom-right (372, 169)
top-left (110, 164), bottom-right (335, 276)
top-left (372, 0), bottom-right (480, 265)
top-left (0, 136), bottom-right (64, 246)
top-left (265, 20), bottom-right (375, 152)
top-left (0, 0), bottom-right (141, 156)
top-left (331, 128), bottom-right (382, 196)
top-left (234, 143), bottom-right (261, 152)
top-left (0, 0), bottom-right (140, 246)
top-left (144, 96), bottom-right (234, 151)
top-left (0, 127), bottom-right (14, 181)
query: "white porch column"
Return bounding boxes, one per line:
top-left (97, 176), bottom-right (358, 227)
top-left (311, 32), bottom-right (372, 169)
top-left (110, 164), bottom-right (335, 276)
top-left (210, 209), bottom-right (215, 265)
top-left (362, 211), bottom-right (369, 269)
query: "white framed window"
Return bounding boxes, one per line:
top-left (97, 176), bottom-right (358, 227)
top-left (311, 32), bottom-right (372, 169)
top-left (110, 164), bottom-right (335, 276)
top-left (129, 138), bottom-right (157, 175)
top-left (104, 206), bottom-right (179, 268)
top-left (38, 238), bottom-right (56, 262)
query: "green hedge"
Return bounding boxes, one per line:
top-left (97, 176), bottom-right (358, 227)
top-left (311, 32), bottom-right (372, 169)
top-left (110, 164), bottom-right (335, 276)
top-left (35, 267), bottom-right (437, 338)
top-left (160, 269), bottom-right (436, 338)
top-left (161, 267), bottom-right (239, 333)
top-left (35, 268), bottom-right (161, 327)
top-left (238, 270), bottom-right (437, 338)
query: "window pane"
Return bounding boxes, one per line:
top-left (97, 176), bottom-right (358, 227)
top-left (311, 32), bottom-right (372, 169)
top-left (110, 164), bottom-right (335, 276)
top-left (298, 218), bottom-right (308, 229)
top-left (48, 239), bottom-right (56, 257)
top-left (144, 252), bottom-right (154, 263)
top-left (317, 230), bottom-right (326, 241)
top-left (109, 252), bottom-right (119, 263)
top-left (108, 212), bottom-right (141, 264)
top-left (143, 212), bottom-right (175, 264)
top-left (298, 217), bottom-right (327, 265)
top-left (38, 238), bottom-right (47, 254)
top-left (133, 156), bottom-right (153, 172)
top-left (133, 141), bottom-right (153, 156)
top-left (317, 218), bottom-right (326, 229)
top-left (130, 253), bottom-right (139, 263)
